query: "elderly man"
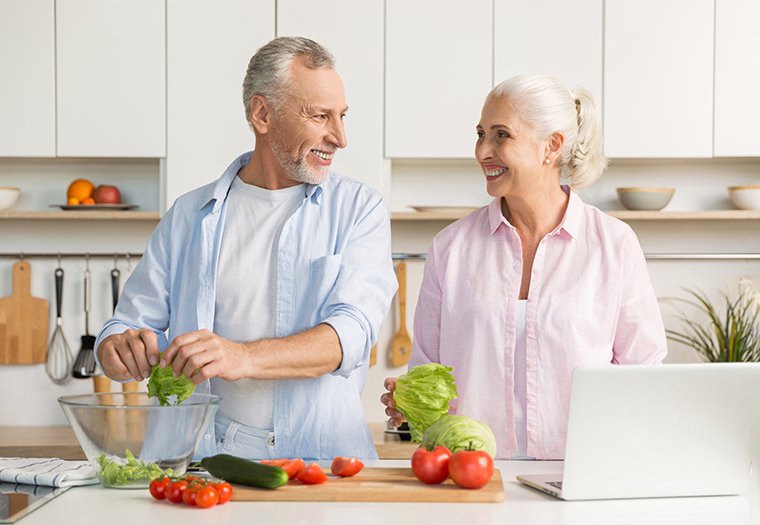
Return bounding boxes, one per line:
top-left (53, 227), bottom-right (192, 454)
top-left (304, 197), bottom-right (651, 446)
top-left (95, 37), bottom-right (397, 460)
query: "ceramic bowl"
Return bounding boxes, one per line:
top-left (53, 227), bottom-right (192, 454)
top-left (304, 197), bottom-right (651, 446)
top-left (59, 392), bottom-right (220, 488)
top-left (728, 186), bottom-right (760, 210)
top-left (0, 187), bottom-right (20, 211)
top-left (616, 187), bottom-right (675, 211)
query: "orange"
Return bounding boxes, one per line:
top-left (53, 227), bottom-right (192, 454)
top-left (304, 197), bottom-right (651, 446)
top-left (67, 197), bottom-right (80, 205)
top-left (82, 197), bottom-right (95, 205)
top-left (67, 179), bottom-right (95, 201)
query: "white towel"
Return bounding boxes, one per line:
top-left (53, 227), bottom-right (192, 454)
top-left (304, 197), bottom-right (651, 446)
top-left (0, 458), bottom-right (98, 487)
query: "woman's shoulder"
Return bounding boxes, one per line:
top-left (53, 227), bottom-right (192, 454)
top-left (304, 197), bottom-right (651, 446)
top-left (429, 205), bottom-right (491, 254)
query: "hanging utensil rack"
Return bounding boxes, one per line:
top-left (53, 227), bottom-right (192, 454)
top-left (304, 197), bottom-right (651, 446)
top-left (0, 252), bottom-right (143, 260)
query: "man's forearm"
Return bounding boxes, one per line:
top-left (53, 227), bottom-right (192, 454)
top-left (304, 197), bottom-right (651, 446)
top-left (243, 323), bottom-right (343, 380)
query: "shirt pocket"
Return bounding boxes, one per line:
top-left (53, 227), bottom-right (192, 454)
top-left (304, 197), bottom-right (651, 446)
top-left (307, 253), bottom-right (343, 316)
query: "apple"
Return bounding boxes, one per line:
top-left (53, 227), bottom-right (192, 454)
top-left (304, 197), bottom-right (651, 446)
top-left (93, 185), bottom-right (121, 204)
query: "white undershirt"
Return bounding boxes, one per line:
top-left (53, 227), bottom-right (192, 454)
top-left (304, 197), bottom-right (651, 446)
top-left (511, 299), bottom-right (535, 460)
top-left (211, 176), bottom-right (305, 430)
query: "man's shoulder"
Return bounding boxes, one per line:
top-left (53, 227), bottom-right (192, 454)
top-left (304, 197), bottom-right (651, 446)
top-left (321, 171), bottom-right (384, 205)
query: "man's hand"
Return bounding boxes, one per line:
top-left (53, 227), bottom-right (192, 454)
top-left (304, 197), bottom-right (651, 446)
top-left (159, 329), bottom-right (251, 384)
top-left (98, 329), bottom-right (160, 382)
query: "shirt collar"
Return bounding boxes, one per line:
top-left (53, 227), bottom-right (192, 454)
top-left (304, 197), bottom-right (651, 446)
top-left (487, 185), bottom-right (581, 239)
top-left (199, 151), bottom-right (324, 212)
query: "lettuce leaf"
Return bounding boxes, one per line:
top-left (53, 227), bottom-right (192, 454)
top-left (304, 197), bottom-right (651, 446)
top-left (97, 450), bottom-right (178, 486)
top-left (147, 359), bottom-right (196, 406)
top-left (421, 415), bottom-right (498, 458)
top-left (393, 363), bottom-right (458, 441)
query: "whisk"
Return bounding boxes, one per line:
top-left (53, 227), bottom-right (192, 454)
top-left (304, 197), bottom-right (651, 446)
top-left (46, 265), bottom-right (74, 385)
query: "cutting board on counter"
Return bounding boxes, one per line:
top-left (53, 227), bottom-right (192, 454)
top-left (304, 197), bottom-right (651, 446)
top-left (230, 467), bottom-right (504, 503)
top-left (0, 262), bottom-right (49, 364)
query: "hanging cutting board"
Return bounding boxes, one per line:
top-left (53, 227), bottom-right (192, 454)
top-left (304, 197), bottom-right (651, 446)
top-left (230, 467), bottom-right (504, 503)
top-left (0, 261), bottom-right (49, 364)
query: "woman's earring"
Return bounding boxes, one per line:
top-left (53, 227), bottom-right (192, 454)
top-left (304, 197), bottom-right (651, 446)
top-left (545, 158), bottom-right (551, 164)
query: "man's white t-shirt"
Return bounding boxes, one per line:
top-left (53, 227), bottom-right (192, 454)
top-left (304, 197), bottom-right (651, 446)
top-left (211, 175), bottom-right (306, 430)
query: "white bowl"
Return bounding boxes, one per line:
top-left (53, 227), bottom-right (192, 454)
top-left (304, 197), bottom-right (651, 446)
top-left (616, 187), bottom-right (675, 211)
top-left (0, 187), bottom-right (20, 211)
top-left (728, 185), bottom-right (760, 210)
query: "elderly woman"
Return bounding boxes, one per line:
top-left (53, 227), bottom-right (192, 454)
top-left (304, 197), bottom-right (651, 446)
top-left (381, 75), bottom-right (667, 460)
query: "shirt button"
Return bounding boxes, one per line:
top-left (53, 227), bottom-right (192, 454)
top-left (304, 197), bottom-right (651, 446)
top-left (528, 395), bottom-right (536, 402)
top-left (204, 434), bottom-right (210, 440)
top-left (528, 429), bottom-right (535, 435)
top-left (267, 435), bottom-right (275, 446)
top-left (527, 362), bottom-right (536, 369)
top-left (528, 295), bottom-right (535, 303)
top-left (526, 327), bottom-right (535, 335)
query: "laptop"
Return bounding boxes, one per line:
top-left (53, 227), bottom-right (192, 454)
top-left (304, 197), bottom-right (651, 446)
top-left (517, 363), bottom-right (756, 500)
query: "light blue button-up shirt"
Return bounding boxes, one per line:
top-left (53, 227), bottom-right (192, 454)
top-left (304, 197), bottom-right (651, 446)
top-left (95, 152), bottom-right (397, 460)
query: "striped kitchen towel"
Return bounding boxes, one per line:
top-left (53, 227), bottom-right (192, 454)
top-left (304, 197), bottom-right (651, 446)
top-left (0, 458), bottom-right (97, 487)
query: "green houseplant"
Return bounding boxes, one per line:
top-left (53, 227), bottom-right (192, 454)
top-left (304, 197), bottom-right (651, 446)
top-left (665, 279), bottom-right (760, 363)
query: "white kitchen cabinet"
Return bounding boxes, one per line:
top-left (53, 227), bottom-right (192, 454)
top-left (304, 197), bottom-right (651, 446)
top-left (493, 0), bottom-right (602, 106)
top-left (714, 0), bottom-right (760, 157)
top-left (603, 0), bottom-right (714, 158)
top-left (165, 0), bottom-right (275, 211)
top-left (0, 0), bottom-right (56, 157)
top-left (385, 0), bottom-right (492, 159)
top-left (56, 0), bottom-right (166, 158)
top-left (277, 0), bottom-right (387, 196)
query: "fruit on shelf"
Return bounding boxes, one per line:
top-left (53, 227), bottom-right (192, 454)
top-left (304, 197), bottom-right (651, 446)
top-left (67, 179), bottom-right (95, 201)
top-left (93, 185), bottom-right (121, 204)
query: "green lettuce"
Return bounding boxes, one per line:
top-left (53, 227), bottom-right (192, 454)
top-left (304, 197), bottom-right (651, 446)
top-left (147, 360), bottom-right (196, 406)
top-left (97, 450), bottom-right (178, 487)
top-left (421, 415), bottom-right (497, 458)
top-left (393, 363), bottom-right (458, 441)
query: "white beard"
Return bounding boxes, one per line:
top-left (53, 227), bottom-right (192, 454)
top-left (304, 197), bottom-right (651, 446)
top-left (270, 130), bottom-right (330, 185)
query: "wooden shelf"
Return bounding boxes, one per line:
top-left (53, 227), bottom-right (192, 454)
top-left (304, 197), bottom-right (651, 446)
top-left (391, 209), bottom-right (760, 221)
top-left (0, 210), bottom-right (160, 220)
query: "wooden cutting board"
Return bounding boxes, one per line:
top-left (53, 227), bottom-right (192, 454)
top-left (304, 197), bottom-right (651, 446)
top-left (0, 261), bottom-right (49, 364)
top-left (230, 467), bottom-right (504, 503)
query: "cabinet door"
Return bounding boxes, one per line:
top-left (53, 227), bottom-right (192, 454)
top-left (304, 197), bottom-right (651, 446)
top-left (714, 0), bottom-right (760, 157)
top-left (277, 0), bottom-right (387, 196)
top-left (165, 0), bottom-right (275, 210)
top-left (0, 0), bottom-right (55, 157)
top-left (604, 0), bottom-right (714, 158)
top-left (494, 0), bottom-right (602, 106)
top-left (385, 0), bottom-right (492, 158)
top-left (56, 0), bottom-right (166, 158)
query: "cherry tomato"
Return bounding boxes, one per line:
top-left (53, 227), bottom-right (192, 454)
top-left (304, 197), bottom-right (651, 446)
top-left (213, 482), bottom-right (233, 504)
top-left (195, 486), bottom-right (220, 508)
top-left (448, 448), bottom-right (494, 489)
top-left (148, 477), bottom-right (170, 500)
top-left (182, 485), bottom-right (199, 506)
top-left (261, 458), bottom-right (305, 480)
top-left (166, 480), bottom-right (189, 504)
top-left (411, 445), bottom-right (453, 484)
top-left (296, 462), bottom-right (328, 484)
top-left (330, 457), bottom-right (364, 477)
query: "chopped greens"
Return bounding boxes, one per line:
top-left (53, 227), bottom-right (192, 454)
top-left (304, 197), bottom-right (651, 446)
top-left (147, 359), bottom-right (196, 406)
top-left (97, 450), bottom-right (178, 487)
top-left (393, 363), bottom-right (458, 442)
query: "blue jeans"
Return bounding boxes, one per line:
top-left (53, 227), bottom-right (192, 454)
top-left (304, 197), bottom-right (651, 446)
top-left (214, 414), bottom-right (276, 460)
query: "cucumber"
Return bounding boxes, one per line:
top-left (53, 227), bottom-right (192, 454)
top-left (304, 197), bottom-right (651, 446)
top-left (201, 454), bottom-right (289, 490)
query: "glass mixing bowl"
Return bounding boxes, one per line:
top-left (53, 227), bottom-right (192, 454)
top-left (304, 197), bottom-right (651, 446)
top-left (58, 392), bottom-right (220, 489)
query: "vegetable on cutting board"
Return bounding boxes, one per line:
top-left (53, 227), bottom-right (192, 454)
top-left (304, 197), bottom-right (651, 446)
top-left (420, 414), bottom-right (497, 458)
top-left (201, 454), bottom-right (289, 490)
top-left (393, 363), bottom-right (458, 441)
top-left (448, 443), bottom-right (494, 489)
top-left (330, 457), bottom-right (364, 477)
top-left (411, 445), bottom-right (452, 485)
top-left (260, 458), bottom-right (306, 480)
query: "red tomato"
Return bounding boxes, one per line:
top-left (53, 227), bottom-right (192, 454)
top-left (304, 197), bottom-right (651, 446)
top-left (148, 477), bottom-right (170, 500)
top-left (330, 457), bottom-right (364, 477)
top-left (166, 480), bottom-right (189, 504)
top-left (213, 482), bottom-right (233, 504)
top-left (296, 462), bottom-right (328, 484)
top-left (195, 486), bottom-right (220, 508)
top-left (181, 485), bottom-right (199, 506)
top-left (411, 445), bottom-right (453, 484)
top-left (261, 458), bottom-right (305, 480)
top-left (448, 448), bottom-right (494, 489)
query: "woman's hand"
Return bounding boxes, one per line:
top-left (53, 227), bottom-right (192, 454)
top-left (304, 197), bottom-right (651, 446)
top-left (380, 377), bottom-right (406, 427)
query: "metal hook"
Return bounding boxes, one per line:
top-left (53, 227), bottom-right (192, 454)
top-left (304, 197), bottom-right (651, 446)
top-left (114, 252), bottom-right (118, 270)
top-left (19, 252), bottom-right (24, 262)
top-left (57, 252), bottom-right (62, 270)
top-left (85, 253), bottom-right (91, 276)
top-left (125, 252), bottom-right (132, 272)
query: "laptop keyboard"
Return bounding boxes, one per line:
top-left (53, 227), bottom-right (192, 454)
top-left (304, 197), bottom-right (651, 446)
top-left (547, 481), bottom-right (563, 490)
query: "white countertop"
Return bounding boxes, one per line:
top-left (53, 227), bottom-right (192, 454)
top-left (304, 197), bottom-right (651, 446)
top-left (15, 460), bottom-right (760, 525)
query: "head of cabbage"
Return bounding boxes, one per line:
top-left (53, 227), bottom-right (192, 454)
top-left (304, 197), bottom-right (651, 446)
top-left (421, 415), bottom-right (497, 458)
top-left (393, 363), bottom-right (457, 442)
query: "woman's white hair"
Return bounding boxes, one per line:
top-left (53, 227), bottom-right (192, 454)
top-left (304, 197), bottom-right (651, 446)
top-left (242, 36), bottom-right (335, 126)
top-left (489, 74), bottom-right (608, 189)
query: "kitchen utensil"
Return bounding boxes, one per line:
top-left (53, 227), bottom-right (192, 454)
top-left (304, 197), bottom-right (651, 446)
top-left (728, 185), bottom-right (760, 210)
top-left (391, 261), bottom-right (412, 367)
top-left (46, 265), bottom-right (74, 384)
top-left (616, 187), bottom-right (675, 211)
top-left (0, 261), bottom-right (49, 365)
top-left (58, 392), bottom-right (221, 488)
top-left (370, 344), bottom-right (377, 366)
top-left (111, 265), bottom-right (120, 313)
top-left (72, 264), bottom-right (96, 378)
top-left (230, 467), bottom-right (504, 502)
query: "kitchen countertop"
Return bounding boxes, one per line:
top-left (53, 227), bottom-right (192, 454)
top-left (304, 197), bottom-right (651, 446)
top-left (11, 459), bottom-right (760, 525)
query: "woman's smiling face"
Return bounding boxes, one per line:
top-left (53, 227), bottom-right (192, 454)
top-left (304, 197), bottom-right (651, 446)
top-left (475, 96), bottom-right (547, 199)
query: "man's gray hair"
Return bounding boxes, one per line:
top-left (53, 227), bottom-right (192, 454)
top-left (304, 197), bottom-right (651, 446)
top-left (242, 36), bottom-right (335, 125)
